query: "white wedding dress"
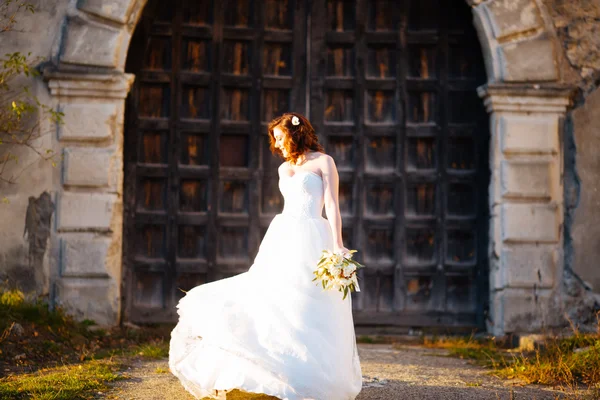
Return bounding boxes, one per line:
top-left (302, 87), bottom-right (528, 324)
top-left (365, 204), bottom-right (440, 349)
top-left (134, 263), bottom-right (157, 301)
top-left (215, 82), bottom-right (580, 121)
top-left (169, 169), bottom-right (363, 400)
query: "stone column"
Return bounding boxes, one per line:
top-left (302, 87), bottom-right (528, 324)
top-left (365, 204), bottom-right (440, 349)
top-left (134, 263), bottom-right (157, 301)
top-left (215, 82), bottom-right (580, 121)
top-left (44, 70), bottom-right (134, 326)
top-left (478, 84), bottom-right (572, 336)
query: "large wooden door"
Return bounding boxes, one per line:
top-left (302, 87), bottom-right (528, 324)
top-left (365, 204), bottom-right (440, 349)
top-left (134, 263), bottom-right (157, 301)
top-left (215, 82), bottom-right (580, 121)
top-left (123, 0), bottom-right (488, 328)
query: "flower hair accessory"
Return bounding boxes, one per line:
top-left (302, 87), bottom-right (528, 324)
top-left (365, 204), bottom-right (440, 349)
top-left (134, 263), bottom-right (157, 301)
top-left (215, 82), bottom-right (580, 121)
top-left (291, 116), bottom-right (300, 126)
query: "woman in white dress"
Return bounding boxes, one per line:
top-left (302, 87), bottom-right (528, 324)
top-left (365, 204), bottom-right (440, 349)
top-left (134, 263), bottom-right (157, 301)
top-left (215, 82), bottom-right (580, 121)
top-left (169, 113), bottom-right (362, 400)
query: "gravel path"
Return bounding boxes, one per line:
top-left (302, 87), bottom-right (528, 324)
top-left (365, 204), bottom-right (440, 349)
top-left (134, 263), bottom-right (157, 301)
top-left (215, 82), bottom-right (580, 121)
top-left (99, 344), bottom-right (570, 400)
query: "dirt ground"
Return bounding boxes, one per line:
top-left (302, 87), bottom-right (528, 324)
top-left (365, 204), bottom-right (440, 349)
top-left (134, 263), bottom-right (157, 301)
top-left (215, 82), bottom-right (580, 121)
top-left (98, 344), bottom-right (572, 400)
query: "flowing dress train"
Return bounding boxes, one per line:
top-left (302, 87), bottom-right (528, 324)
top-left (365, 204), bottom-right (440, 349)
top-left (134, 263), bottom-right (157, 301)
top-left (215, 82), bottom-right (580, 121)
top-left (169, 170), bottom-right (362, 400)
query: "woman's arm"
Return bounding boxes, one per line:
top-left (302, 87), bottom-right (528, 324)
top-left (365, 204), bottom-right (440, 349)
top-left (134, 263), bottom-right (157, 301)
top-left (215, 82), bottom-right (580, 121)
top-left (322, 155), bottom-right (350, 254)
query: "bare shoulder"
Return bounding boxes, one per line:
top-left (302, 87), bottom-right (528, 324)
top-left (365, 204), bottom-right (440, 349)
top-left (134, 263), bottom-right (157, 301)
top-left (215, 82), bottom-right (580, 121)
top-left (314, 153), bottom-right (336, 175)
top-left (319, 153), bottom-right (335, 165)
top-left (312, 151), bottom-right (333, 163)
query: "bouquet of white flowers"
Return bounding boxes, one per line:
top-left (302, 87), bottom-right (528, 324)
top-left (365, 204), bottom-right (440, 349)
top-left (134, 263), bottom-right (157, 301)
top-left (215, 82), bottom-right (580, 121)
top-left (312, 249), bottom-right (364, 300)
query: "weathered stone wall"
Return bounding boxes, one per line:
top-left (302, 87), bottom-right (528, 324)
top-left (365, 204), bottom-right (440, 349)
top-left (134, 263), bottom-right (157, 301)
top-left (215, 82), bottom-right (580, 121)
top-left (0, 0), bottom-right (68, 296)
top-left (551, 0), bottom-right (600, 296)
top-left (569, 88), bottom-right (600, 292)
top-left (541, 1), bottom-right (600, 298)
top-left (542, 0), bottom-right (600, 94)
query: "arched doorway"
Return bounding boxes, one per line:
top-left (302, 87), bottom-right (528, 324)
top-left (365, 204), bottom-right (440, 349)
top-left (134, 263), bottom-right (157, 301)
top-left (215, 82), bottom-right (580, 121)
top-left (122, 0), bottom-right (489, 329)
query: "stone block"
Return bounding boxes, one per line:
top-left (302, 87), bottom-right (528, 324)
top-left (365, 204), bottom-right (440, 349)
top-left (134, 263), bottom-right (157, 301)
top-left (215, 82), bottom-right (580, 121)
top-left (55, 278), bottom-right (118, 326)
top-left (57, 192), bottom-right (116, 231)
top-left (502, 203), bottom-right (559, 242)
top-left (501, 160), bottom-right (552, 199)
top-left (487, 0), bottom-right (542, 40)
top-left (500, 115), bottom-right (559, 154)
top-left (499, 244), bottom-right (557, 288)
top-left (492, 288), bottom-right (553, 333)
top-left (60, 236), bottom-right (111, 278)
top-left (78, 0), bottom-right (135, 24)
top-left (61, 17), bottom-right (122, 68)
top-left (59, 103), bottom-right (117, 141)
top-left (502, 37), bottom-right (558, 82)
top-left (63, 148), bottom-right (112, 187)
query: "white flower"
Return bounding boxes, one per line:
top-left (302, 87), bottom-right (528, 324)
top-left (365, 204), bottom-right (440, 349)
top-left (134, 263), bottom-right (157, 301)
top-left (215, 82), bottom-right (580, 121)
top-left (291, 116), bottom-right (300, 126)
top-left (340, 278), bottom-right (352, 286)
top-left (329, 264), bottom-right (342, 277)
top-left (331, 254), bottom-right (343, 265)
top-left (342, 264), bottom-right (355, 278)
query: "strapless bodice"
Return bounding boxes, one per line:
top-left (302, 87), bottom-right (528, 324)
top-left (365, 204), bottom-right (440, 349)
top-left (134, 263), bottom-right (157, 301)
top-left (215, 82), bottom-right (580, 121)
top-left (278, 170), bottom-right (324, 219)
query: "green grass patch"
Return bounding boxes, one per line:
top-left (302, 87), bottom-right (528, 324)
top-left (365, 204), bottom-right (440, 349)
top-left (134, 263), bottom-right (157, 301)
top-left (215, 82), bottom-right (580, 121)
top-left (356, 335), bottom-right (375, 344)
top-left (0, 359), bottom-right (126, 399)
top-left (130, 341), bottom-right (169, 360)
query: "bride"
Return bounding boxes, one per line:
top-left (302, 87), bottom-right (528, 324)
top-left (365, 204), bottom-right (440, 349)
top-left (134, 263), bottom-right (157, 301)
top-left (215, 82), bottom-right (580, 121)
top-left (169, 113), bottom-right (363, 400)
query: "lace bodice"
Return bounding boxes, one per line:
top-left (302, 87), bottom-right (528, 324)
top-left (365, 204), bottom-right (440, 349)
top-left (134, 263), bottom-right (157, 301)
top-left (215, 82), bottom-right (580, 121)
top-left (278, 170), bottom-right (324, 219)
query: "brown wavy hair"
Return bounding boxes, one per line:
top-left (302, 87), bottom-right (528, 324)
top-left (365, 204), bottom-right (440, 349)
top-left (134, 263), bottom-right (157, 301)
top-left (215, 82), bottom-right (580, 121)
top-left (267, 113), bottom-right (324, 165)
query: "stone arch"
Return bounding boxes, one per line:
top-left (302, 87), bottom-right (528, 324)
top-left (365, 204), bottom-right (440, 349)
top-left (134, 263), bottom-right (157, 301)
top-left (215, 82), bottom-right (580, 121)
top-left (53, 0), bottom-right (562, 80)
top-left (43, 0), bottom-right (573, 335)
top-left (470, 0), bottom-right (559, 82)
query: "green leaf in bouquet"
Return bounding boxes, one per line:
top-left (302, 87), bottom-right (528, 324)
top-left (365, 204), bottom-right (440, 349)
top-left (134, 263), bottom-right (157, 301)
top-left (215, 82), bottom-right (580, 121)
top-left (322, 280), bottom-right (327, 289)
top-left (342, 286), bottom-right (349, 300)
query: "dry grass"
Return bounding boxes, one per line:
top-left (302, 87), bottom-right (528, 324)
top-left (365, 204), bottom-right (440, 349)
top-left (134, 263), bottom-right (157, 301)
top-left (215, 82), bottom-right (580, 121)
top-left (0, 288), bottom-right (174, 370)
top-left (495, 332), bottom-right (600, 390)
top-left (414, 316), bottom-right (600, 398)
top-left (417, 334), bottom-right (508, 367)
top-left (131, 341), bottom-right (170, 360)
